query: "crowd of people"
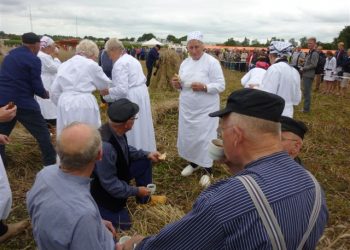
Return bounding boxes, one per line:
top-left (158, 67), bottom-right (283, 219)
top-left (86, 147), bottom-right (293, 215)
top-left (0, 31), bottom-right (332, 249)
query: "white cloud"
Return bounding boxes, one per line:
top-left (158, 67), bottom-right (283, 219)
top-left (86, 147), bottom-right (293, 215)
top-left (0, 0), bottom-right (349, 43)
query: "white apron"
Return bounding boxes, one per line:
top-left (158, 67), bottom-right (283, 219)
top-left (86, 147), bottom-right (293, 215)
top-left (56, 92), bottom-right (101, 137)
top-left (0, 156), bottom-right (11, 220)
top-left (177, 53), bottom-right (225, 168)
top-left (126, 84), bottom-right (156, 151)
top-left (36, 51), bottom-right (61, 120)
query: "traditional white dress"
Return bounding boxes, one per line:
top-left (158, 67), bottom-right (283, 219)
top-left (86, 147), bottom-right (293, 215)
top-left (103, 53), bottom-right (156, 151)
top-left (323, 57), bottom-right (337, 81)
top-left (0, 155), bottom-right (11, 220)
top-left (261, 61), bottom-right (301, 118)
top-left (177, 53), bottom-right (225, 168)
top-left (36, 51), bottom-right (61, 120)
top-left (241, 67), bottom-right (266, 89)
top-left (51, 55), bottom-right (111, 136)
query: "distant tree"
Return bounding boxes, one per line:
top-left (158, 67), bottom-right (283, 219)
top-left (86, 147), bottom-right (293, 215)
top-left (166, 34), bottom-right (178, 43)
top-left (319, 42), bottom-right (336, 50)
top-left (130, 37), bottom-right (135, 42)
top-left (179, 36), bottom-right (187, 42)
top-left (336, 25), bottom-right (350, 49)
top-left (137, 33), bottom-right (156, 42)
top-left (251, 39), bottom-right (261, 46)
top-left (224, 38), bottom-right (239, 46)
top-left (289, 38), bottom-right (298, 47)
top-left (241, 37), bottom-right (250, 46)
top-left (299, 37), bottom-right (308, 48)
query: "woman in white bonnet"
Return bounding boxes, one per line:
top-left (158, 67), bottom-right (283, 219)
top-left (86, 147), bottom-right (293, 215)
top-left (36, 35), bottom-right (61, 132)
top-left (171, 31), bottom-right (225, 187)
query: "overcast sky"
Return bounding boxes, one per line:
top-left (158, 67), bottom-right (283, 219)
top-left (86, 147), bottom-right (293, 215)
top-left (0, 0), bottom-right (349, 43)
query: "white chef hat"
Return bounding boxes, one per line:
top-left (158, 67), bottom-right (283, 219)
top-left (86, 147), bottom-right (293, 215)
top-left (187, 31), bottom-right (203, 42)
top-left (40, 35), bottom-right (55, 49)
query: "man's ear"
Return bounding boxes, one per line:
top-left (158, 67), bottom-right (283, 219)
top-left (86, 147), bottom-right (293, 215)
top-left (294, 139), bottom-right (303, 155)
top-left (96, 147), bottom-right (103, 161)
top-left (231, 126), bottom-right (243, 146)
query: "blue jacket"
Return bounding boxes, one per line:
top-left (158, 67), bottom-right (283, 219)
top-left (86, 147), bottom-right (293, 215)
top-left (0, 46), bottom-right (47, 110)
top-left (146, 47), bottom-right (159, 69)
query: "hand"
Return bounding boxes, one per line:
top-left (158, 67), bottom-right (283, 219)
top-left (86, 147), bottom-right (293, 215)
top-left (100, 89), bottom-right (109, 96)
top-left (102, 219), bottom-right (117, 239)
top-left (0, 104), bottom-right (17, 122)
top-left (171, 76), bottom-right (182, 90)
top-left (191, 82), bottom-right (207, 92)
top-left (0, 134), bottom-right (10, 145)
top-left (137, 186), bottom-right (151, 197)
top-left (116, 235), bottom-right (145, 250)
top-left (147, 151), bottom-right (161, 162)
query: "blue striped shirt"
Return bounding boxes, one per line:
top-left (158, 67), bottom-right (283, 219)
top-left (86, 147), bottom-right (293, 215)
top-left (136, 152), bottom-right (328, 250)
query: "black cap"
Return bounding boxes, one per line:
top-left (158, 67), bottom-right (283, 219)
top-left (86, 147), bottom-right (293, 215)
top-left (209, 88), bottom-right (285, 122)
top-left (107, 98), bottom-right (139, 123)
top-left (280, 116), bottom-right (308, 139)
top-left (22, 32), bottom-right (40, 44)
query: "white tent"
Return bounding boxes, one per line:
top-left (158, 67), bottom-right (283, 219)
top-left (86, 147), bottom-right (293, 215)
top-left (141, 38), bottom-right (163, 47)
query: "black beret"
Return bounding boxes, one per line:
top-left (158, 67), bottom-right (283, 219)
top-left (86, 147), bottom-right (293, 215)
top-left (209, 88), bottom-right (285, 122)
top-left (107, 98), bottom-right (139, 123)
top-left (22, 32), bottom-right (40, 44)
top-left (280, 116), bottom-right (308, 139)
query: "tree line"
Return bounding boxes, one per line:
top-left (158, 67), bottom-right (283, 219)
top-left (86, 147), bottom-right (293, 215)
top-left (1, 25), bottom-right (349, 49)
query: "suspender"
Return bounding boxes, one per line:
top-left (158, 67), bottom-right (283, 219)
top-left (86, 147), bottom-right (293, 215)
top-left (237, 171), bottom-right (322, 250)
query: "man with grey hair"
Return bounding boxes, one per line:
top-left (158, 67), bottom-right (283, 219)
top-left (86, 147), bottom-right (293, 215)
top-left (300, 37), bottom-right (319, 113)
top-left (119, 89), bottom-right (327, 250)
top-left (27, 122), bottom-right (117, 249)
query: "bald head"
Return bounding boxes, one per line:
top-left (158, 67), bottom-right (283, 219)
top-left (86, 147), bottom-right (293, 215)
top-left (57, 122), bottom-right (101, 170)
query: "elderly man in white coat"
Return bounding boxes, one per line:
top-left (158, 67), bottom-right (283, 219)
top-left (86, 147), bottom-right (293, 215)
top-left (51, 39), bottom-right (111, 137)
top-left (171, 31), bottom-right (225, 187)
top-left (100, 38), bottom-right (156, 152)
top-left (261, 41), bottom-right (301, 118)
top-left (36, 36), bottom-right (61, 130)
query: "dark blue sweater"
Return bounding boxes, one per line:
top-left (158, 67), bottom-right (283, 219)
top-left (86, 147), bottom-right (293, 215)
top-left (0, 46), bottom-right (47, 110)
top-left (146, 47), bottom-right (159, 69)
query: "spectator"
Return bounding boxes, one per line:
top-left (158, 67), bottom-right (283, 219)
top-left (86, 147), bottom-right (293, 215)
top-left (0, 32), bottom-right (56, 167)
top-left (314, 46), bottom-right (326, 92)
top-left (51, 39), bottom-right (111, 137)
top-left (90, 99), bottom-right (162, 230)
top-left (171, 31), bottom-right (225, 187)
top-left (335, 42), bottom-right (347, 95)
top-left (119, 89), bottom-right (328, 250)
top-left (300, 37), bottom-right (319, 113)
top-left (322, 51), bottom-right (337, 94)
top-left (240, 60), bottom-right (268, 89)
top-left (340, 48), bottom-right (350, 97)
top-left (146, 45), bottom-right (161, 86)
top-left (27, 122), bottom-right (117, 249)
top-left (289, 46), bottom-right (305, 73)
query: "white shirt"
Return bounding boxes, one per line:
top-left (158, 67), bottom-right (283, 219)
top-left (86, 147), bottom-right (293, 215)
top-left (0, 155), bottom-right (11, 219)
top-left (261, 60), bottom-right (301, 118)
top-left (241, 67), bottom-right (266, 89)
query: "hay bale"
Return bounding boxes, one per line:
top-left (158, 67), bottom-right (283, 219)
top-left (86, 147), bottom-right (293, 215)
top-left (128, 204), bottom-right (185, 236)
top-left (151, 49), bottom-right (181, 91)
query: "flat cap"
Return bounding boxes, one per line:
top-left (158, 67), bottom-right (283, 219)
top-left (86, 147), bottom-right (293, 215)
top-left (22, 32), bottom-right (40, 44)
top-left (209, 88), bottom-right (285, 122)
top-left (107, 98), bottom-right (139, 123)
top-left (280, 116), bottom-right (308, 139)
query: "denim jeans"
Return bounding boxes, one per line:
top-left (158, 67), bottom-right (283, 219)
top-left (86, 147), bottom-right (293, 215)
top-left (0, 108), bottom-right (56, 167)
top-left (302, 77), bottom-right (314, 112)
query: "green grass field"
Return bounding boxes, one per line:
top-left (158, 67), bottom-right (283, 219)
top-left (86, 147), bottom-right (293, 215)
top-left (1, 56), bottom-right (349, 249)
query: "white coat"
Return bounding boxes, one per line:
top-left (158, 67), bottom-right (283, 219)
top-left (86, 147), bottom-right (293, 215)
top-left (261, 61), bottom-right (301, 118)
top-left (241, 67), bottom-right (266, 89)
top-left (103, 53), bottom-right (156, 151)
top-left (0, 156), bottom-right (11, 220)
top-left (36, 51), bottom-right (61, 120)
top-left (51, 55), bottom-right (111, 136)
top-left (324, 57), bottom-right (337, 81)
top-left (178, 53), bottom-right (225, 168)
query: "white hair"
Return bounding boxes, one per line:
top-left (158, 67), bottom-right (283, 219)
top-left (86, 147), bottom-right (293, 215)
top-left (105, 37), bottom-right (124, 51)
top-left (76, 39), bottom-right (99, 58)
